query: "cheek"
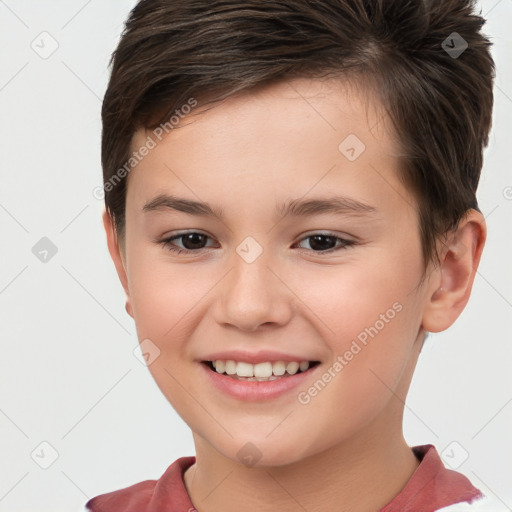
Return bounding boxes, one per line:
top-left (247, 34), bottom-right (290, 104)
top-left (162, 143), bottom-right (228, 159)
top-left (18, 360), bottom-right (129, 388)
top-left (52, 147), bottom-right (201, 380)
top-left (288, 299), bottom-right (419, 453)
top-left (286, 251), bottom-right (423, 413)
top-left (126, 244), bottom-right (207, 341)
top-left (288, 246), bottom-right (422, 346)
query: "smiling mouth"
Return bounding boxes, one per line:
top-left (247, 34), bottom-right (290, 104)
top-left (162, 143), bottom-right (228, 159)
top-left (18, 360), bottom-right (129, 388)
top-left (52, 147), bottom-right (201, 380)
top-left (202, 360), bottom-right (321, 381)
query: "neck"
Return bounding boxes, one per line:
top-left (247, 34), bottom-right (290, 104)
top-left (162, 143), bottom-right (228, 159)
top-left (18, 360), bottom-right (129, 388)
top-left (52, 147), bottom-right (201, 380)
top-left (184, 412), bottom-right (419, 512)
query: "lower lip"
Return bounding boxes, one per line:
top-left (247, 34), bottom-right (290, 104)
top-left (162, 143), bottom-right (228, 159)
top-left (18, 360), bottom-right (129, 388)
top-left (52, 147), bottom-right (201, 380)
top-left (200, 362), bottom-right (320, 402)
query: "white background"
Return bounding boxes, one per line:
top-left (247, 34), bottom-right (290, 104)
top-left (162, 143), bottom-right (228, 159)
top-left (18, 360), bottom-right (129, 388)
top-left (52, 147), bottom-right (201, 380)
top-left (0, 1), bottom-right (510, 510)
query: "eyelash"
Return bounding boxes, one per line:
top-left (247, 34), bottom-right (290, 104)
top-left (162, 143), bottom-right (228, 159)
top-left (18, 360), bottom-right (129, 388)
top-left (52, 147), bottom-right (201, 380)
top-left (157, 231), bottom-right (357, 256)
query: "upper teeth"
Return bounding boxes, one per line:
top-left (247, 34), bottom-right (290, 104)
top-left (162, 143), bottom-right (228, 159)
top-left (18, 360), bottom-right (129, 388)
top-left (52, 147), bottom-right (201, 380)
top-left (212, 360), bottom-right (310, 378)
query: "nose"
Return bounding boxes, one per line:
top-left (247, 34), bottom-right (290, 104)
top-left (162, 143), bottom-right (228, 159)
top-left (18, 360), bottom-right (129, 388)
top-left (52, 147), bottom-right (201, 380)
top-left (214, 251), bottom-right (293, 332)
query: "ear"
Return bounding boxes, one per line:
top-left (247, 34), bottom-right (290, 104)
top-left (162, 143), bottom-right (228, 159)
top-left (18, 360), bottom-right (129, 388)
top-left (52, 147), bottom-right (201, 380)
top-left (422, 209), bottom-right (486, 333)
top-left (102, 209), bottom-right (134, 319)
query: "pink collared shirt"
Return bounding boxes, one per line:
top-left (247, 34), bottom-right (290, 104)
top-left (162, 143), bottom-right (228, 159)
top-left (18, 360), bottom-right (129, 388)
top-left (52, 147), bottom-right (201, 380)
top-left (84, 444), bottom-right (484, 512)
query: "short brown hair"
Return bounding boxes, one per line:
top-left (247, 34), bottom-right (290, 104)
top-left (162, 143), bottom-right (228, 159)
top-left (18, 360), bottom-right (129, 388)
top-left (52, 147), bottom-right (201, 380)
top-left (101, 0), bottom-right (495, 269)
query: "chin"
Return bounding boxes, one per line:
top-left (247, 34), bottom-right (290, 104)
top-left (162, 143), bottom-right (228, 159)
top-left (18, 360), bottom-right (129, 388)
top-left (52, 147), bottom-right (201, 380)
top-left (219, 435), bottom-right (315, 469)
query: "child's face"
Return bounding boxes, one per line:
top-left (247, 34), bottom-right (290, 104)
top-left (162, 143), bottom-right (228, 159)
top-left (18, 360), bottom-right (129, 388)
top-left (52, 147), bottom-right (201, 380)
top-left (113, 78), bottom-right (437, 465)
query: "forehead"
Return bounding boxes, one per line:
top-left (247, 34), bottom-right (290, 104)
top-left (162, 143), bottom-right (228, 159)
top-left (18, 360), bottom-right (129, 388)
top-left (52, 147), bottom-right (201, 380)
top-left (126, 77), bottom-right (409, 221)
top-left (135, 76), bottom-right (394, 153)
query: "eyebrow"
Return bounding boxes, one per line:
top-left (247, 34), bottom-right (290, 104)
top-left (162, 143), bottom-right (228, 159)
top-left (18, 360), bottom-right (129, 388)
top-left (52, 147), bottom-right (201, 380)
top-left (142, 194), bottom-right (378, 220)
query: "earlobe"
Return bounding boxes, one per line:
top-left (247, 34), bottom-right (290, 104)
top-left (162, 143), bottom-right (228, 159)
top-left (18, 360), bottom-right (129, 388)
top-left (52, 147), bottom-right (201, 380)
top-left (422, 210), bottom-right (486, 333)
top-left (102, 209), bottom-right (133, 318)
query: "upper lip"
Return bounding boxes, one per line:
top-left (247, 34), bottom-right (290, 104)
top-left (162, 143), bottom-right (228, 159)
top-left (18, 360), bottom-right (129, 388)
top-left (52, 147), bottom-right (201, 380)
top-left (200, 350), bottom-right (320, 365)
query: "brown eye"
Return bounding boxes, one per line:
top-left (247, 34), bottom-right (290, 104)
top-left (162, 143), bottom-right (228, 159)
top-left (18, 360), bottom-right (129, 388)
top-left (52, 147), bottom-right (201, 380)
top-left (159, 232), bottom-right (216, 254)
top-left (175, 233), bottom-right (209, 250)
top-left (295, 233), bottom-right (356, 254)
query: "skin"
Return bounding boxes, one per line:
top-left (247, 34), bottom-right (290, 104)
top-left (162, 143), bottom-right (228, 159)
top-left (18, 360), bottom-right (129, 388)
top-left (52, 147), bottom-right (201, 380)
top-left (103, 77), bottom-right (486, 511)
